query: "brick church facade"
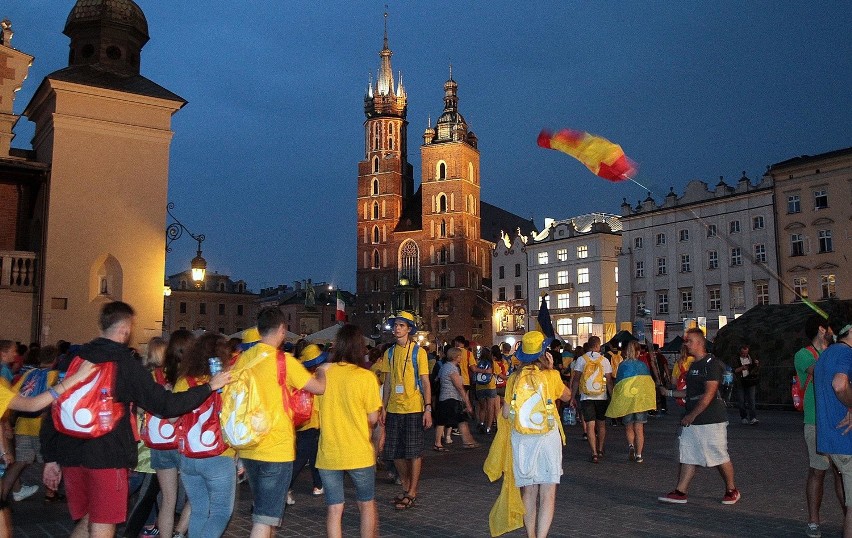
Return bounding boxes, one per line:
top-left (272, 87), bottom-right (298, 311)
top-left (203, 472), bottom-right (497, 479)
top-left (354, 23), bottom-right (533, 346)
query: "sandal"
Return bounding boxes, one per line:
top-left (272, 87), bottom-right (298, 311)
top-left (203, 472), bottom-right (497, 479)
top-left (433, 445), bottom-right (449, 452)
top-left (463, 443), bottom-right (480, 449)
top-left (589, 454), bottom-right (599, 464)
top-left (391, 492), bottom-right (409, 505)
top-left (394, 495), bottom-right (416, 510)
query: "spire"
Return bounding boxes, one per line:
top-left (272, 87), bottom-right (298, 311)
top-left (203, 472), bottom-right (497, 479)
top-left (363, 9), bottom-right (406, 120)
top-left (377, 10), bottom-right (394, 96)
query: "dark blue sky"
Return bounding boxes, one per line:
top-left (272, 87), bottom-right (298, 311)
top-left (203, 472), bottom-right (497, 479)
top-left (7, 1), bottom-right (851, 292)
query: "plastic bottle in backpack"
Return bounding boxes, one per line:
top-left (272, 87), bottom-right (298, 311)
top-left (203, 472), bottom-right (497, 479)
top-left (792, 376), bottom-right (803, 410)
top-left (562, 406), bottom-right (577, 426)
top-left (98, 388), bottom-right (113, 432)
top-left (209, 357), bottom-right (223, 393)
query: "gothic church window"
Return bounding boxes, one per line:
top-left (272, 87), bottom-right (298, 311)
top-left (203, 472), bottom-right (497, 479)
top-left (438, 194), bottom-right (447, 213)
top-left (399, 240), bottom-right (420, 284)
top-left (372, 249), bottom-right (380, 268)
top-left (440, 219), bottom-right (447, 238)
top-left (373, 156), bottom-right (379, 173)
top-left (372, 226), bottom-right (380, 244)
top-left (437, 161), bottom-right (447, 180)
top-left (372, 179), bottom-right (379, 195)
top-left (372, 202), bottom-right (379, 220)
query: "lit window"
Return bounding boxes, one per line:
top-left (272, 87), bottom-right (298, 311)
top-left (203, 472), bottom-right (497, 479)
top-left (708, 287), bottom-right (721, 310)
top-left (680, 254), bottom-right (691, 273)
top-left (730, 248), bottom-right (742, 266)
top-left (635, 261), bottom-right (644, 278)
top-left (556, 318), bottom-right (572, 336)
top-left (814, 189), bottom-right (828, 210)
top-left (788, 195), bottom-right (801, 214)
top-left (634, 237), bottom-right (643, 249)
top-left (680, 289), bottom-right (693, 312)
top-left (818, 230), bottom-right (833, 253)
top-left (538, 273), bottom-right (549, 289)
top-left (820, 274), bottom-right (836, 299)
top-left (794, 277), bottom-right (808, 299)
top-left (577, 267), bottom-right (589, 284)
top-left (657, 257), bottom-right (667, 275)
top-left (708, 250), bottom-right (718, 269)
top-left (656, 233), bottom-right (666, 246)
top-left (791, 234), bottom-right (804, 256)
top-left (577, 316), bottom-right (593, 339)
top-left (752, 216), bottom-right (764, 230)
top-left (657, 292), bottom-right (669, 315)
top-left (538, 252), bottom-right (549, 265)
top-left (557, 293), bottom-right (570, 309)
top-left (556, 248), bottom-right (568, 261)
top-left (557, 270), bottom-right (569, 285)
top-left (577, 245), bottom-right (588, 258)
top-left (679, 229), bottom-right (689, 242)
top-left (578, 291), bottom-right (591, 307)
top-left (729, 220), bottom-right (740, 234)
top-left (706, 225), bottom-right (717, 237)
top-left (754, 244), bottom-right (766, 263)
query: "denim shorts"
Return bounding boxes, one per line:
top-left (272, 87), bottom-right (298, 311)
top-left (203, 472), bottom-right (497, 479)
top-left (150, 448), bottom-right (181, 470)
top-left (241, 459), bottom-right (293, 526)
top-left (318, 466), bottom-right (376, 505)
top-left (622, 412), bottom-right (648, 424)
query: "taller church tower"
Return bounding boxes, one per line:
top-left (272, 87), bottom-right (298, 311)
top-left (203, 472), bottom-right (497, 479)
top-left (355, 15), bottom-right (414, 338)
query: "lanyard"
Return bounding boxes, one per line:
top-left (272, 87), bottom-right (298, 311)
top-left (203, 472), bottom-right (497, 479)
top-left (395, 342), bottom-right (413, 384)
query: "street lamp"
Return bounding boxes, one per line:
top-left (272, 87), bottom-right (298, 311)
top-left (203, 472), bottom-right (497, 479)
top-left (166, 202), bottom-right (207, 288)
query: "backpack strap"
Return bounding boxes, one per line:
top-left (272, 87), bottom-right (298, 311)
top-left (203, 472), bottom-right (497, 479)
top-left (802, 345), bottom-right (819, 392)
top-left (389, 343), bottom-right (423, 395)
top-left (276, 351), bottom-right (292, 418)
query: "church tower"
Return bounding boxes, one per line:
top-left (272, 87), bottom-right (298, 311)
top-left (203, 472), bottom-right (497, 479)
top-left (420, 71), bottom-right (491, 342)
top-left (355, 15), bottom-right (414, 338)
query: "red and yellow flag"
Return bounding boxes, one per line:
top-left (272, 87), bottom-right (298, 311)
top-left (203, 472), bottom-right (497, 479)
top-left (537, 129), bottom-right (636, 182)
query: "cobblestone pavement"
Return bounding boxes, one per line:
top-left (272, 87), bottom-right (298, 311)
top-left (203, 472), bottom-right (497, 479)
top-left (12, 409), bottom-right (843, 537)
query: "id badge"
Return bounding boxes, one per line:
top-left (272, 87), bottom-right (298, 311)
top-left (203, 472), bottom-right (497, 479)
top-left (395, 384), bottom-right (404, 394)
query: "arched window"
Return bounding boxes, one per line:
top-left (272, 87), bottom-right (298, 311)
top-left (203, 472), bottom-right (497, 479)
top-left (372, 226), bottom-right (380, 244)
top-left (439, 247), bottom-right (447, 264)
top-left (437, 161), bottom-right (447, 180)
top-left (180, 280), bottom-right (187, 290)
top-left (437, 194), bottom-right (447, 213)
top-left (389, 124), bottom-right (394, 135)
top-left (468, 194), bottom-right (475, 215)
top-left (440, 219), bottom-right (447, 238)
top-left (372, 249), bottom-right (380, 269)
top-left (218, 282), bottom-right (225, 291)
top-left (399, 240), bottom-right (420, 284)
top-left (372, 156), bottom-right (379, 173)
top-left (388, 137), bottom-right (394, 150)
top-left (371, 178), bottom-right (379, 195)
top-left (469, 162), bottom-right (474, 182)
top-left (372, 201), bottom-right (379, 220)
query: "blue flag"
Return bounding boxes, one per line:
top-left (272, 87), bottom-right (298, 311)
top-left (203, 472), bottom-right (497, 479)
top-left (536, 295), bottom-right (555, 339)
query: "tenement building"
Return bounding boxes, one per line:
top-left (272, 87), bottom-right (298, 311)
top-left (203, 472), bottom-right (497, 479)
top-left (617, 175), bottom-right (780, 339)
top-left (163, 271), bottom-right (257, 336)
top-left (354, 22), bottom-right (531, 345)
top-left (766, 147), bottom-right (852, 303)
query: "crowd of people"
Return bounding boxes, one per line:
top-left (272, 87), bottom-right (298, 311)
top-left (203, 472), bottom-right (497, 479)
top-left (2, 302), bottom-right (851, 537)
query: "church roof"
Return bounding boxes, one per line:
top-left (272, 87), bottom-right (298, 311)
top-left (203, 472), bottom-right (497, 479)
top-left (46, 64), bottom-right (186, 104)
top-left (480, 201), bottom-right (536, 244)
top-left (65, 0), bottom-right (149, 40)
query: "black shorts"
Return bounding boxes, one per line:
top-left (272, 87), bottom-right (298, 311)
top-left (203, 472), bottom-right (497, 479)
top-left (383, 412), bottom-right (425, 460)
top-left (436, 399), bottom-right (468, 428)
top-left (580, 399), bottom-right (609, 422)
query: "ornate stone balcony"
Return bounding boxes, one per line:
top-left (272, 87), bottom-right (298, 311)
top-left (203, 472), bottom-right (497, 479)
top-left (0, 251), bottom-right (37, 292)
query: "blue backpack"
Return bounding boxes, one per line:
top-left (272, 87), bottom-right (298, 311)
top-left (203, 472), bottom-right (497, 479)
top-left (17, 368), bottom-right (50, 418)
top-left (475, 357), bottom-right (493, 385)
top-left (388, 343), bottom-right (423, 394)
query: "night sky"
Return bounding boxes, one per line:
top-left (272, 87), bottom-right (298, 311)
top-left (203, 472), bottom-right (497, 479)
top-left (6, 1), bottom-right (851, 292)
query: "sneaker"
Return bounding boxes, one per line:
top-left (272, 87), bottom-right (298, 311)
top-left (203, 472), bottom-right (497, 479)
top-left (635, 454), bottom-right (644, 463)
top-left (139, 526), bottom-right (161, 537)
top-left (628, 444), bottom-right (636, 462)
top-left (806, 522), bottom-right (822, 538)
top-left (286, 491), bottom-right (296, 506)
top-left (451, 428), bottom-right (461, 436)
top-left (722, 488), bottom-right (741, 505)
top-left (658, 490), bottom-right (688, 504)
top-left (12, 484), bottom-right (39, 502)
top-left (312, 487), bottom-right (324, 496)
top-left (750, 418), bottom-right (759, 425)
top-left (741, 418), bottom-right (749, 424)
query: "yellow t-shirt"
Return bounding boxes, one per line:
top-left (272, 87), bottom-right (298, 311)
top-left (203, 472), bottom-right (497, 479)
top-left (672, 356), bottom-right (695, 382)
top-left (316, 363), bottom-right (381, 470)
top-left (370, 356), bottom-right (385, 385)
top-left (0, 383), bottom-right (16, 417)
top-left (12, 369), bottom-right (59, 436)
top-left (459, 348), bottom-right (477, 386)
top-left (232, 343), bottom-right (313, 462)
top-left (381, 342), bottom-right (429, 414)
top-left (174, 375), bottom-right (235, 458)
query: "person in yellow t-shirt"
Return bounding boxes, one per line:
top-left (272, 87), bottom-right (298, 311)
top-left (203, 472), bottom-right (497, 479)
top-left (233, 307), bottom-right (325, 535)
top-left (379, 311), bottom-right (431, 511)
top-left (173, 332), bottom-right (237, 538)
top-left (5, 345), bottom-right (60, 502)
top-left (316, 324), bottom-right (382, 538)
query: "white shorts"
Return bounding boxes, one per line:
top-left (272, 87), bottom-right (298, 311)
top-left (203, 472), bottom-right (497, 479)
top-left (511, 428), bottom-right (563, 487)
top-left (679, 422), bottom-right (730, 468)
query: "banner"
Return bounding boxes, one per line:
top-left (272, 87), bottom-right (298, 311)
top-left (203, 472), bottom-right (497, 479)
top-left (652, 320), bottom-right (666, 348)
top-left (697, 317), bottom-right (707, 335)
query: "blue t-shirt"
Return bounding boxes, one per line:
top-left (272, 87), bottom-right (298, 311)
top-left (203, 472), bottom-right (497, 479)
top-left (815, 342), bottom-right (852, 455)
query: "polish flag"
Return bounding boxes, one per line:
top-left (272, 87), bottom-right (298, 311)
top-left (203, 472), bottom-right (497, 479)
top-left (336, 291), bottom-right (347, 322)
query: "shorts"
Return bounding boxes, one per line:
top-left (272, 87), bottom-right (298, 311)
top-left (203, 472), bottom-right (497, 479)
top-left (622, 412), bottom-right (648, 425)
top-left (383, 412), bottom-right (425, 460)
top-left (476, 389), bottom-right (497, 400)
top-left (436, 399), bottom-right (467, 428)
top-left (679, 422), bottom-right (730, 468)
top-left (511, 429), bottom-right (563, 487)
top-left (831, 454), bottom-right (852, 507)
top-left (496, 386), bottom-right (506, 398)
top-left (64, 467), bottom-right (129, 524)
top-left (318, 466), bottom-right (376, 505)
top-left (241, 458), bottom-right (293, 526)
top-left (804, 424), bottom-right (830, 471)
top-left (14, 435), bottom-right (42, 464)
top-left (150, 448), bottom-right (181, 470)
top-left (580, 399), bottom-right (609, 422)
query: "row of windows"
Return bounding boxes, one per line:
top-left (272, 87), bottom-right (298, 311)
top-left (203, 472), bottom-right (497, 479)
top-left (177, 280), bottom-right (245, 293)
top-left (634, 245), bottom-right (767, 277)
top-left (497, 264), bottom-right (522, 279)
top-left (637, 282), bottom-right (770, 315)
top-left (178, 302), bottom-right (245, 316)
top-left (538, 267), bottom-right (591, 288)
top-left (793, 274), bottom-right (837, 300)
top-left (537, 291), bottom-right (593, 308)
top-left (497, 285), bottom-right (524, 301)
top-left (787, 189), bottom-right (829, 214)
top-left (553, 316), bottom-right (593, 338)
top-left (536, 246), bottom-right (588, 265)
top-left (633, 217), bottom-right (765, 250)
top-left (791, 230), bottom-right (833, 256)
top-left (433, 161), bottom-right (476, 182)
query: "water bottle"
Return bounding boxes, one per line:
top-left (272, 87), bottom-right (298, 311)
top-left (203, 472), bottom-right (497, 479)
top-left (98, 388), bottom-right (113, 432)
top-left (209, 357), bottom-right (222, 393)
top-left (563, 406), bottom-right (577, 426)
top-left (0, 461), bottom-right (6, 478)
top-left (508, 395), bottom-right (517, 421)
top-left (546, 399), bottom-right (555, 428)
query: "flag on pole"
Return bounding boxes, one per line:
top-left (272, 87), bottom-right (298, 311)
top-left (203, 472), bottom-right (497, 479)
top-left (336, 291), bottom-right (347, 323)
top-left (536, 294), bottom-right (555, 339)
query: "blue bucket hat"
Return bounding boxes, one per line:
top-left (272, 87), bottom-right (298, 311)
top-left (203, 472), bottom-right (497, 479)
top-left (515, 331), bottom-right (552, 363)
top-left (389, 311), bottom-right (417, 334)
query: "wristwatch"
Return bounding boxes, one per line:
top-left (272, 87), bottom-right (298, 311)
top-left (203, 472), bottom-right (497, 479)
top-left (425, 405), bottom-right (432, 412)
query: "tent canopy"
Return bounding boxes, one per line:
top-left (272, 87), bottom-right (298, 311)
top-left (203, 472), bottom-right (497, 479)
top-left (306, 324), bottom-right (375, 347)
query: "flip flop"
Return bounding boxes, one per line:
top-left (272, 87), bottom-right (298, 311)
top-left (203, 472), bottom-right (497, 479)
top-left (394, 495), bottom-right (416, 510)
top-left (433, 445), bottom-right (449, 452)
top-left (463, 443), bottom-right (480, 449)
top-left (391, 492), bottom-right (409, 505)
top-left (590, 454), bottom-right (599, 464)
